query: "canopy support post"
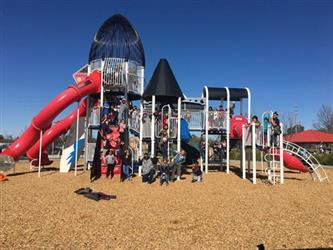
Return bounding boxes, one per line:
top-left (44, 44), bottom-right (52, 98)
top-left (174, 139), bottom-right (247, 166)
top-left (280, 123), bottom-right (284, 184)
top-left (242, 125), bottom-right (246, 179)
top-left (138, 68), bottom-right (144, 160)
top-left (151, 95), bottom-right (156, 158)
top-left (225, 87), bottom-right (230, 174)
top-left (245, 87), bottom-right (251, 123)
top-left (177, 97), bottom-right (181, 152)
top-left (204, 86), bottom-right (209, 174)
top-left (252, 123), bottom-right (256, 184)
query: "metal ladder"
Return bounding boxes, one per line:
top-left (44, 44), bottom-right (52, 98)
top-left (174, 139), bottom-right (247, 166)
top-left (264, 147), bottom-right (281, 185)
top-left (283, 141), bottom-right (330, 182)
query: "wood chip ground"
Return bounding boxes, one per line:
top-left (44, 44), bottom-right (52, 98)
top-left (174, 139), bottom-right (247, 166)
top-left (1, 160), bottom-right (332, 249)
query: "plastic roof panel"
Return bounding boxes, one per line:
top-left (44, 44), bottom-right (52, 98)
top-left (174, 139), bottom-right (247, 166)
top-left (88, 14), bottom-right (145, 66)
top-left (143, 59), bottom-right (184, 101)
top-left (203, 87), bottom-right (249, 101)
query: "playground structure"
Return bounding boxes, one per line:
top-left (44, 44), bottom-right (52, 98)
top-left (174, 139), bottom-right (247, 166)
top-left (0, 14), bottom-right (329, 184)
top-left (241, 111), bottom-right (329, 184)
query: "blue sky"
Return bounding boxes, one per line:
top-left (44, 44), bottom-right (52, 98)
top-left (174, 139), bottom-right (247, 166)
top-left (0, 0), bottom-right (332, 136)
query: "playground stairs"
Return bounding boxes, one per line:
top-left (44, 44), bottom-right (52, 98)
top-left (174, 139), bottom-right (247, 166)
top-left (264, 149), bottom-right (282, 185)
top-left (282, 141), bottom-right (329, 182)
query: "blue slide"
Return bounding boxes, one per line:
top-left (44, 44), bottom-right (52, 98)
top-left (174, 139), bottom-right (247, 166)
top-left (180, 119), bottom-right (200, 165)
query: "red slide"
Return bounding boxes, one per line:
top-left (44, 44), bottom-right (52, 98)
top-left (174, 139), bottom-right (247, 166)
top-left (270, 148), bottom-right (308, 173)
top-left (0, 70), bottom-right (101, 161)
top-left (26, 99), bottom-right (87, 165)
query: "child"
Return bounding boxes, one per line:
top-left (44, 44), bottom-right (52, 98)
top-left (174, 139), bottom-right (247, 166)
top-left (160, 159), bottom-right (170, 186)
top-left (171, 150), bottom-right (186, 181)
top-left (121, 150), bottom-right (132, 181)
top-left (192, 161), bottom-right (203, 183)
top-left (141, 153), bottom-right (155, 184)
top-left (159, 124), bottom-right (169, 159)
top-left (105, 150), bottom-right (116, 179)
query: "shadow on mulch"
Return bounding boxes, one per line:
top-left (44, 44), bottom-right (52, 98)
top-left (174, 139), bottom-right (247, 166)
top-left (7, 164), bottom-right (89, 177)
top-left (7, 167), bottom-right (59, 177)
top-left (228, 165), bottom-right (304, 183)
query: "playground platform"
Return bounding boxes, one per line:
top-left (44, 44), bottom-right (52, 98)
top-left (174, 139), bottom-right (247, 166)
top-left (1, 160), bottom-right (332, 249)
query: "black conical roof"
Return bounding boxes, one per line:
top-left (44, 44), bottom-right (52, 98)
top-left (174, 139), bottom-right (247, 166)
top-left (142, 59), bottom-right (184, 101)
top-left (88, 14), bottom-right (145, 66)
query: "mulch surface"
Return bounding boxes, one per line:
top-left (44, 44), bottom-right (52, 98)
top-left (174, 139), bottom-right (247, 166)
top-left (1, 160), bottom-right (332, 249)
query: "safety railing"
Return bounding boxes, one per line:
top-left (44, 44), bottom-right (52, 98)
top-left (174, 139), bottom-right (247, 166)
top-left (282, 141), bottom-right (329, 182)
top-left (102, 58), bottom-right (126, 89)
top-left (127, 64), bottom-right (144, 94)
top-left (182, 110), bottom-right (204, 130)
top-left (205, 111), bottom-right (227, 130)
top-left (128, 110), bottom-right (140, 134)
top-left (155, 117), bottom-right (178, 139)
top-left (89, 58), bottom-right (142, 95)
top-left (142, 109), bottom-right (152, 138)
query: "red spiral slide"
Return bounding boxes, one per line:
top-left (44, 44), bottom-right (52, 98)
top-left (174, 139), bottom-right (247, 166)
top-left (0, 70), bottom-right (101, 161)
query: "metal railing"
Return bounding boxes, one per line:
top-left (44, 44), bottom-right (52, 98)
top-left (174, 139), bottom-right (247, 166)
top-left (205, 111), bottom-right (227, 130)
top-left (282, 141), bottom-right (329, 182)
top-left (155, 117), bottom-right (178, 139)
top-left (102, 58), bottom-right (126, 90)
top-left (182, 110), bottom-right (204, 130)
top-left (89, 58), bottom-right (143, 95)
top-left (128, 110), bottom-right (140, 133)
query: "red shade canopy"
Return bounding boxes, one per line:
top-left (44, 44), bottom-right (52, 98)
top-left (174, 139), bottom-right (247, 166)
top-left (284, 130), bottom-right (333, 143)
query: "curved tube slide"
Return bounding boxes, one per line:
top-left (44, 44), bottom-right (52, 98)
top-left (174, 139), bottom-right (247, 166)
top-left (27, 99), bottom-right (87, 165)
top-left (1, 70), bottom-right (101, 161)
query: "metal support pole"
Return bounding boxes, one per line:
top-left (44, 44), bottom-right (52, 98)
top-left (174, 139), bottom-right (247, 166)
top-left (139, 100), bottom-right (144, 158)
top-left (138, 67), bottom-right (144, 159)
top-left (204, 86), bottom-right (209, 174)
top-left (245, 88), bottom-right (251, 123)
top-left (167, 105), bottom-right (170, 158)
top-left (84, 97), bottom-right (90, 170)
top-left (252, 123), bottom-right (256, 184)
top-left (225, 87), bottom-right (230, 174)
top-left (151, 95), bottom-right (156, 157)
top-left (177, 97), bottom-right (181, 152)
top-left (38, 130), bottom-right (43, 177)
top-left (242, 125), bottom-right (246, 179)
top-left (280, 123), bottom-right (284, 184)
top-left (74, 104), bottom-right (80, 176)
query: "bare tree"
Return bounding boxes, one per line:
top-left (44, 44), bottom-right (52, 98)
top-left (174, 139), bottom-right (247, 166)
top-left (281, 112), bottom-right (295, 134)
top-left (313, 105), bottom-right (333, 133)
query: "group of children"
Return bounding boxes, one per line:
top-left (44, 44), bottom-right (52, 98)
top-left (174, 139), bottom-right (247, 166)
top-left (100, 97), bottom-right (134, 182)
top-left (100, 99), bottom-right (205, 185)
top-left (140, 149), bottom-right (203, 186)
top-left (255, 111), bottom-right (281, 147)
